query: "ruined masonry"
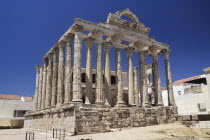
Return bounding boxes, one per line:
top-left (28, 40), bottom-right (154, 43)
top-left (24, 9), bottom-right (178, 134)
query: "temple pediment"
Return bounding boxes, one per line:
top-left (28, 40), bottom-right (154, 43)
top-left (106, 9), bottom-right (150, 35)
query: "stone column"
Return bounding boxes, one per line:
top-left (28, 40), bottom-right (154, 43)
top-left (57, 41), bottom-right (66, 107)
top-left (72, 25), bottom-right (84, 103)
top-left (115, 48), bottom-right (125, 106)
top-left (84, 37), bottom-right (95, 104)
top-left (93, 30), bottom-right (104, 105)
top-left (150, 46), bottom-right (163, 106)
top-left (125, 48), bottom-right (135, 106)
top-left (162, 49), bottom-right (175, 106)
top-left (37, 66), bottom-right (43, 109)
top-left (41, 58), bottom-right (48, 109)
top-left (64, 34), bottom-right (74, 104)
top-left (51, 48), bottom-right (58, 107)
top-left (133, 67), bottom-right (139, 107)
top-left (35, 65), bottom-right (40, 109)
top-left (103, 42), bottom-right (112, 106)
top-left (45, 53), bottom-right (53, 108)
top-left (137, 44), bottom-right (149, 107)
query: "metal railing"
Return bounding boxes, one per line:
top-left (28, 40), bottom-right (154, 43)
top-left (53, 128), bottom-right (65, 139)
top-left (25, 131), bottom-right (34, 140)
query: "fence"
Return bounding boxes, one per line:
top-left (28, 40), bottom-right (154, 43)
top-left (53, 128), bottom-right (65, 139)
top-left (25, 131), bottom-right (34, 140)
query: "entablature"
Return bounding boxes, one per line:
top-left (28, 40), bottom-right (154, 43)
top-left (44, 9), bottom-right (170, 58)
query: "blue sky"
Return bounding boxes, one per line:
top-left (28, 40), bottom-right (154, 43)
top-left (0, 0), bottom-right (210, 97)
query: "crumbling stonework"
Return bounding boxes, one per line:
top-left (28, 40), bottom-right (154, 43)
top-left (25, 105), bottom-right (178, 134)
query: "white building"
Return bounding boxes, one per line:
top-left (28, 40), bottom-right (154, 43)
top-left (0, 94), bottom-right (34, 128)
top-left (162, 69), bottom-right (210, 116)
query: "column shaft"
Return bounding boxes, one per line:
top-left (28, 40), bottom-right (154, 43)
top-left (51, 48), bottom-right (58, 106)
top-left (41, 58), bottom-right (48, 109)
top-left (126, 49), bottom-right (135, 106)
top-left (150, 47), bottom-right (163, 106)
top-left (104, 42), bottom-right (112, 106)
top-left (96, 42), bottom-right (104, 105)
top-left (163, 50), bottom-right (175, 106)
top-left (57, 41), bottom-right (66, 107)
top-left (64, 37), bottom-right (73, 104)
top-left (134, 67), bottom-right (139, 107)
top-left (85, 38), bottom-right (94, 104)
top-left (72, 34), bottom-right (83, 103)
top-left (35, 65), bottom-right (40, 109)
top-left (37, 66), bottom-right (43, 109)
top-left (45, 54), bottom-right (53, 108)
top-left (116, 48), bottom-right (125, 105)
top-left (138, 51), bottom-right (148, 106)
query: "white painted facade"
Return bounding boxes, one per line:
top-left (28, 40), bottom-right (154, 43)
top-left (162, 74), bottom-right (210, 115)
top-left (0, 98), bottom-right (34, 119)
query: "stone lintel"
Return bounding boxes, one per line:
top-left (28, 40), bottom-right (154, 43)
top-left (74, 19), bottom-right (169, 48)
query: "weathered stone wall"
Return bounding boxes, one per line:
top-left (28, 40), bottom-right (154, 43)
top-left (75, 106), bottom-right (178, 134)
top-left (25, 106), bottom-right (178, 135)
top-left (25, 109), bottom-right (76, 133)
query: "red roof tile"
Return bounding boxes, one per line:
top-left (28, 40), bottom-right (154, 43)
top-left (161, 87), bottom-right (167, 91)
top-left (23, 96), bottom-right (33, 102)
top-left (0, 94), bottom-right (21, 100)
top-left (173, 75), bottom-right (202, 86)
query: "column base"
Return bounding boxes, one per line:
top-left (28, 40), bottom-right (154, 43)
top-left (169, 102), bottom-right (176, 106)
top-left (116, 101), bottom-right (125, 104)
top-left (141, 103), bottom-right (151, 108)
top-left (157, 103), bottom-right (164, 106)
top-left (96, 101), bottom-right (104, 105)
top-left (72, 99), bottom-right (83, 103)
top-left (56, 103), bottom-right (62, 108)
top-left (115, 103), bottom-right (127, 108)
top-left (85, 101), bottom-right (91, 105)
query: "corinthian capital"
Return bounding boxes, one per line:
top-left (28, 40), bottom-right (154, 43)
top-left (36, 65), bottom-right (43, 74)
top-left (43, 57), bottom-right (49, 67)
top-left (162, 49), bottom-right (170, 56)
top-left (64, 33), bottom-right (74, 42)
top-left (103, 42), bottom-right (113, 51)
top-left (53, 47), bottom-right (59, 54)
top-left (72, 24), bottom-right (84, 32)
top-left (124, 47), bottom-right (134, 55)
top-left (149, 45), bottom-right (160, 55)
top-left (111, 34), bottom-right (123, 43)
top-left (84, 37), bottom-right (95, 46)
top-left (58, 40), bottom-right (66, 48)
top-left (89, 29), bottom-right (104, 43)
top-left (134, 41), bottom-right (146, 47)
top-left (143, 51), bottom-right (148, 56)
top-left (47, 53), bottom-right (53, 60)
top-left (134, 41), bottom-right (146, 52)
top-left (90, 29), bottom-right (104, 38)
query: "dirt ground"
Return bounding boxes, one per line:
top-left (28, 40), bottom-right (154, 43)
top-left (0, 123), bottom-right (210, 140)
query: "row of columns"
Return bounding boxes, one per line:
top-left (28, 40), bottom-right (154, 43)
top-left (34, 26), bottom-right (175, 110)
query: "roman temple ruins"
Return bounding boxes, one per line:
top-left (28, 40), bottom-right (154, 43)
top-left (25, 9), bottom-right (178, 134)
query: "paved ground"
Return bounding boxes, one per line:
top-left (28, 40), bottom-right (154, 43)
top-left (1, 123), bottom-right (210, 140)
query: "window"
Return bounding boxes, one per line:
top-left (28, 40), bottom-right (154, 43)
top-left (92, 74), bottom-right (96, 83)
top-left (198, 103), bottom-right (206, 112)
top-left (111, 76), bottom-right (116, 84)
top-left (81, 73), bottom-right (86, 83)
top-left (14, 110), bottom-right (28, 117)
